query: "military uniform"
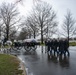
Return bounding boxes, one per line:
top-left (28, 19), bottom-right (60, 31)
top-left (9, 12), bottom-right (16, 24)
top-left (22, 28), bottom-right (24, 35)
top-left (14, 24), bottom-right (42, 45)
top-left (64, 39), bottom-right (70, 56)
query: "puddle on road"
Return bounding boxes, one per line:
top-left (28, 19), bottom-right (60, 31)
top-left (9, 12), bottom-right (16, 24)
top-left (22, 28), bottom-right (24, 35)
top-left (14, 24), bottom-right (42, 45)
top-left (18, 46), bottom-right (76, 75)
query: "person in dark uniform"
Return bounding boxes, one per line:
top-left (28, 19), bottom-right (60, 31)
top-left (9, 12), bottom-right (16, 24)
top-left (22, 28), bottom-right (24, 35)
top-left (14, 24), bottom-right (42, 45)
top-left (57, 39), bottom-right (59, 55)
top-left (59, 39), bottom-right (65, 56)
top-left (45, 39), bottom-right (48, 53)
top-left (47, 39), bottom-right (51, 52)
top-left (51, 39), bottom-right (54, 51)
top-left (3, 37), bottom-right (7, 46)
top-left (14, 40), bottom-right (18, 47)
top-left (53, 39), bottom-right (58, 56)
top-left (50, 39), bottom-right (53, 54)
top-left (64, 39), bottom-right (70, 56)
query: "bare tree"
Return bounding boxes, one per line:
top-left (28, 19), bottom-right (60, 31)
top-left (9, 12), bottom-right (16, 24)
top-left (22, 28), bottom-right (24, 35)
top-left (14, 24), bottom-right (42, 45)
top-left (17, 27), bottom-right (30, 40)
top-left (0, 2), bottom-right (20, 40)
top-left (61, 10), bottom-right (76, 46)
top-left (15, 0), bottom-right (41, 4)
top-left (0, 18), bottom-right (5, 40)
top-left (24, 21), bottom-right (34, 39)
top-left (24, 16), bottom-right (39, 39)
top-left (30, 1), bottom-right (58, 44)
top-left (0, 26), bottom-right (1, 38)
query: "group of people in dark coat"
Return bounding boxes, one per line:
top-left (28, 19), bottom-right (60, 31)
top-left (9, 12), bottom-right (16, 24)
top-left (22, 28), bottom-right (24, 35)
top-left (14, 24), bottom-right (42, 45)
top-left (45, 38), bottom-right (70, 56)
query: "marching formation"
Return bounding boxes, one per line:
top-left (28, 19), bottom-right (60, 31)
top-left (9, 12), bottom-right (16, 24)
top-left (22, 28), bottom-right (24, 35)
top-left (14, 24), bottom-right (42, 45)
top-left (0, 36), bottom-right (70, 56)
top-left (45, 38), bottom-right (70, 56)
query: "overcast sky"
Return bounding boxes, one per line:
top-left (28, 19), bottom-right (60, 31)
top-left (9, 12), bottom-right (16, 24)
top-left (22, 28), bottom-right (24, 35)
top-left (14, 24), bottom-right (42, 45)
top-left (0, 0), bottom-right (75, 24)
top-left (0, 0), bottom-right (76, 34)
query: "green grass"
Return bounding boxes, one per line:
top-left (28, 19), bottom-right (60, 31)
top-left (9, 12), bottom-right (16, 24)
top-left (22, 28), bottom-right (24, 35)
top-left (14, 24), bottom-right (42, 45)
top-left (0, 54), bottom-right (23, 75)
top-left (40, 43), bottom-right (45, 46)
top-left (69, 42), bottom-right (76, 46)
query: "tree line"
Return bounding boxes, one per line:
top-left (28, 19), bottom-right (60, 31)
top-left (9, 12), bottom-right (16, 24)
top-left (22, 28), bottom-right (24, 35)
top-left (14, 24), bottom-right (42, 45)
top-left (0, 1), bottom-right (76, 45)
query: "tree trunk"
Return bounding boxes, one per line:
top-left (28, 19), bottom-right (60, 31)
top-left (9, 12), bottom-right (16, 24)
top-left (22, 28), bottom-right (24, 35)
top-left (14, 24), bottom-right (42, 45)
top-left (67, 25), bottom-right (69, 47)
top-left (29, 33), bottom-right (31, 38)
top-left (0, 27), bottom-right (1, 38)
top-left (6, 25), bottom-right (9, 40)
top-left (34, 31), bottom-right (36, 39)
top-left (41, 24), bottom-right (43, 44)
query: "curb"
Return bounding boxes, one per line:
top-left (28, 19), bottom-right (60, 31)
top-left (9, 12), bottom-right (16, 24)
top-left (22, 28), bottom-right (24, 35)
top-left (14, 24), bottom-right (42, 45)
top-left (17, 56), bottom-right (27, 75)
top-left (20, 61), bottom-right (26, 75)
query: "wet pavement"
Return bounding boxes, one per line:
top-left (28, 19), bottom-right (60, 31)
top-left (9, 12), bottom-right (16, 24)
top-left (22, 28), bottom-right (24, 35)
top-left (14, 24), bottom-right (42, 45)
top-left (4, 46), bottom-right (76, 75)
top-left (17, 46), bottom-right (76, 75)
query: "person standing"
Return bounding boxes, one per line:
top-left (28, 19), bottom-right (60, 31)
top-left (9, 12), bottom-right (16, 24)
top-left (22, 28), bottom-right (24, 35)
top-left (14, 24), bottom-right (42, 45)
top-left (45, 40), bottom-right (48, 53)
top-left (47, 40), bottom-right (51, 52)
top-left (59, 39), bottom-right (64, 56)
top-left (64, 39), bottom-right (70, 56)
top-left (3, 37), bottom-right (7, 46)
top-left (53, 39), bottom-right (58, 56)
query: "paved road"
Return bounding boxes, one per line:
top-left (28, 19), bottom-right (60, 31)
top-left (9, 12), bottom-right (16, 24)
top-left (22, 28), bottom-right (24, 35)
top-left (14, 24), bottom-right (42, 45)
top-left (18, 46), bottom-right (76, 75)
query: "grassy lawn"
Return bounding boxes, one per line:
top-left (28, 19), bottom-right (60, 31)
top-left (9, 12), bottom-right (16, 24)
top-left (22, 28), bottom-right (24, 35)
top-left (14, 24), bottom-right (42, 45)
top-left (0, 54), bottom-right (23, 75)
top-left (69, 42), bottom-right (76, 46)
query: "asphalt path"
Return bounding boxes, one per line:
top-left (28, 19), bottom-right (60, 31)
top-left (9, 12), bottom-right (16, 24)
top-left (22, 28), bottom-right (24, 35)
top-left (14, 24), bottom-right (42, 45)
top-left (17, 46), bottom-right (76, 75)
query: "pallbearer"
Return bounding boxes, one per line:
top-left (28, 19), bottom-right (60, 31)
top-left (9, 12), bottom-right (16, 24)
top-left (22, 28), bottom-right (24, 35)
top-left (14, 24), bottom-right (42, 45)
top-left (45, 39), bottom-right (48, 53)
top-left (59, 39), bottom-right (65, 56)
top-left (47, 39), bottom-right (51, 52)
top-left (53, 39), bottom-right (58, 56)
top-left (64, 39), bottom-right (70, 56)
